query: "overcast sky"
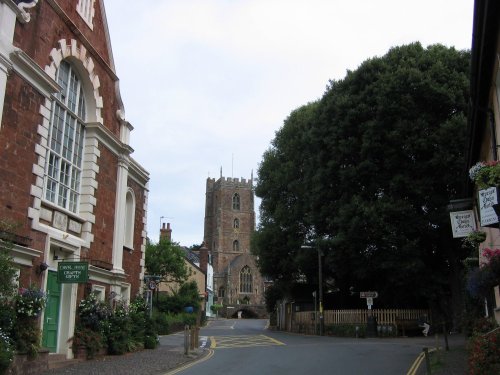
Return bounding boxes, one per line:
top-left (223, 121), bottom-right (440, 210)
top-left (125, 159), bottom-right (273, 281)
top-left (104, 0), bottom-right (474, 247)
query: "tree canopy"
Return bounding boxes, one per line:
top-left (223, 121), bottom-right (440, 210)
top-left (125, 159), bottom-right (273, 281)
top-left (253, 43), bottom-right (471, 309)
top-left (145, 238), bottom-right (189, 284)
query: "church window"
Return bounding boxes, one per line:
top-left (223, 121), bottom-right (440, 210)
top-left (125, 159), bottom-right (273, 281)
top-left (44, 60), bottom-right (85, 214)
top-left (233, 218), bottom-right (239, 229)
top-left (232, 193), bottom-right (240, 210)
top-left (240, 266), bottom-right (252, 293)
top-left (233, 240), bottom-right (240, 252)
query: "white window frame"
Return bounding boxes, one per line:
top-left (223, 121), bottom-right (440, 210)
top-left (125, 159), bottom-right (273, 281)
top-left (124, 189), bottom-right (135, 249)
top-left (44, 60), bottom-right (86, 214)
top-left (76, 0), bottom-right (95, 29)
top-left (92, 285), bottom-right (105, 302)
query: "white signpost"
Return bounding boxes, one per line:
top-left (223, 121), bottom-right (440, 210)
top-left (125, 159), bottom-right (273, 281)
top-left (360, 291), bottom-right (378, 310)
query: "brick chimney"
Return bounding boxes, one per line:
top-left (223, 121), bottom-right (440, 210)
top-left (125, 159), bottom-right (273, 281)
top-left (160, 222), bottom-right (172, 242)
top-left (199, 241), bottom-right (208, 273)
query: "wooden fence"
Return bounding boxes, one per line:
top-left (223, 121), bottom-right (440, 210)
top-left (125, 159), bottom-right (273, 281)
top-left (291, 308), bottom-right (429, 334)
top-left (294, 308), bottom-right (429, 325)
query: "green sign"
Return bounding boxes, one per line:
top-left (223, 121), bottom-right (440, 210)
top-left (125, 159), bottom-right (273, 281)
top-left (57, 262), bottom-right (89, 284)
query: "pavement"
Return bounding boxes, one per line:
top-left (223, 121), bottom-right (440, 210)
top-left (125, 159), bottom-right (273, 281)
top-left (414, 333), bottom-right (468, 375)
top-left (41, 332), bottom-right (209, 375)
top-left (40, 327), bottom-right (468, 375)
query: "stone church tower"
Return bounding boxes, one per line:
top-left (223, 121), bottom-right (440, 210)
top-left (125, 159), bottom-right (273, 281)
top-left (204, 172), bottom-right (265, 306)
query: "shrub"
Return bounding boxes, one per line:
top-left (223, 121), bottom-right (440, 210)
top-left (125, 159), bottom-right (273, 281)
top-left (152, 312), bottom-right (197, 335)
top-left (468, 323), bottom-right (500, 375)
top-left (154, 281), bottom-right (200, 314)
top-left (78, 293), bottom-right (111, 331)
top-left (0, 303), bottom-right (14, 337)
top-left (153, 312), bottom-right (169, 335)
top-left (105, 301), bottom-right (132, 355)
top-left (70, 326), bottom-right (105, 359)
top-left (144, 332), bottom-right (159, 350)
top-left (0, 328), bottom-right (13, 375)
top-left (325, 324), bottom-right (367, 338)
top-left (11, 316), bottom-right (41, 358)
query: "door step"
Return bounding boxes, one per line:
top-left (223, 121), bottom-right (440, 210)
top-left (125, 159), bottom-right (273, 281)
top-left (48, 354), bottom-right (82, 370)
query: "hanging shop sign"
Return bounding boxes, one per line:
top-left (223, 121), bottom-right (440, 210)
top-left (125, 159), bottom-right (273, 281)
top-left (449, 210), bottom-right (476, 238)
top-left (478, 187), bottom-right (500, 227)
top-left (57, 261), bottom-right (89, 283)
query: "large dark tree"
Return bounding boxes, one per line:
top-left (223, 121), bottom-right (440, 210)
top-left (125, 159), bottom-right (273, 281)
top-left (253, 43), bottom-right (470, 314)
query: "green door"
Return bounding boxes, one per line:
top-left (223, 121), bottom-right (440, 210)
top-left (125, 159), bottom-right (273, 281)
top-left (42, 271), bottom-right (61, 352)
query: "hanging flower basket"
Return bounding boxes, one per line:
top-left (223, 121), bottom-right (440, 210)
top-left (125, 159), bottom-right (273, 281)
top-left (469, 161), bottom-right (500, 189)
top-left (462, 230), bottom-right (487, 249)
top-left (15, 286), bottom-right (46, 318)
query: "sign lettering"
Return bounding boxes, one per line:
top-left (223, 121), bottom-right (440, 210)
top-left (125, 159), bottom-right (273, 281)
top-left (360, 291), bottom-right (378, 298)
top-left (478, 187), bottom-right (499, 227)
top-left (57, 261), bottom-right (88, 284)
top-left (449, 210), bottom-right (476, 238)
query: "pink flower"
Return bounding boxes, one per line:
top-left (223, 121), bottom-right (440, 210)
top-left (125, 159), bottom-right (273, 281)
top-left (482, 248), bottom-right (500, 261)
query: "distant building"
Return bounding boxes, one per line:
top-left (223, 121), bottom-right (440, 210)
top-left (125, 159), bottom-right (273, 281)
top-left (0, 0), bottom-right (149, 359)
top-left (204, 173), bottom-right (265, 308)
top-left (157, 223), bottom-right (207, 313)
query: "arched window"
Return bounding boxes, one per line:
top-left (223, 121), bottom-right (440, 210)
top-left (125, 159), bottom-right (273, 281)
top-left (218, 287), bottom-right (225, 298)
top-left (232, 193), bottom-right (240, 210)
top-left (233, 218), bottom-right (239, 229)
top-left (233, 240), bottom-right (240, 252)
top-left (124, 189), bottom-right (135, 249)
top-left (44, 60), bottom-right (85, 213)
top-left (240, 266), bottom-right (252, 293)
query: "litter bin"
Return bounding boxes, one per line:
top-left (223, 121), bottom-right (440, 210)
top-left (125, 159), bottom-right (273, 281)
top-left (366, 315), bottom-right (378, 337)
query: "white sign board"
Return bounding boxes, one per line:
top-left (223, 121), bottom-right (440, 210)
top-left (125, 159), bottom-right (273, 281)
top-left (366, 297), bottom-right (373, 306)
top-left (449, 210), bottom-right (476, 238)
top-left (479, 187), bottom-right (499, 227)
top-left (360, 291), bottom-right (378, 298)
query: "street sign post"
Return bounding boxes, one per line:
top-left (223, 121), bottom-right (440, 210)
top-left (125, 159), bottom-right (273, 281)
top-left (366, 297), bottom-right (373, 309)
top-left (360, 291), bottom-right (378, 298)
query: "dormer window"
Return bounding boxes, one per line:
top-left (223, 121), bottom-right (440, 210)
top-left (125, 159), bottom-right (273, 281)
top-left (77, 0), bottom-right (95, 29)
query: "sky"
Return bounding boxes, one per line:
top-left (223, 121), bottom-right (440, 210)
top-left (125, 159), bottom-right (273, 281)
top-left (104, 0), bottom-right (474, 247)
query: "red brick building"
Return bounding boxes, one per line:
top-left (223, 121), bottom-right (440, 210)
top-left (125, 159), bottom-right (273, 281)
top-left (0, 0), bottom-right (149, 358)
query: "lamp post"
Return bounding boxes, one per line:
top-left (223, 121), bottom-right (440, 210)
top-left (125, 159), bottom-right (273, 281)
top-left (312, 291), bottom-right (318, 335)
top-left (302, 245), bottom-right (324, 336)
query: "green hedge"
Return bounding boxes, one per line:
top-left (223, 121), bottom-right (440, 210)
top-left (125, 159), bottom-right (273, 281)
top-left (153, 312), bottom-right (198, 335)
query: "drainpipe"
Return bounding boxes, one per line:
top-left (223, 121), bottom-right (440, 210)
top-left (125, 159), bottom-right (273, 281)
top-left (489, 109), bottom-right (498, 160)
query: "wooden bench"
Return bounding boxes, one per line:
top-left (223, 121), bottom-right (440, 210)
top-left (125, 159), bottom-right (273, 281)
top-left (395, 318), bottom-right (421, 337)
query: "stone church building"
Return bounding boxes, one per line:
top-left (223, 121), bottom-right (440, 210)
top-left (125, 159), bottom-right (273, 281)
top-left (204, 173), bottom-right (266, 308)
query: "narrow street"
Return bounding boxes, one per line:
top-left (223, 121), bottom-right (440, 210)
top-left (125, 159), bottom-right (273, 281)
top-left (172, 319), bottom-right (435, 375)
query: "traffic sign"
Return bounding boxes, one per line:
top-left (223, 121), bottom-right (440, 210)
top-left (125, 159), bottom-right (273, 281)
top-left (360, 291), bottom-right (378, 298)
